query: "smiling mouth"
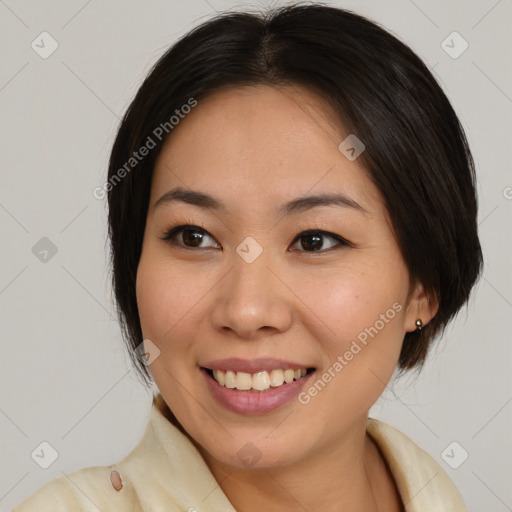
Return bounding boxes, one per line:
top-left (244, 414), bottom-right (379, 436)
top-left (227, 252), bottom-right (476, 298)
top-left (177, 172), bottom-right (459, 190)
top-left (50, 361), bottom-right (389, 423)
top-left (202, 367), bottom-right (316, 392)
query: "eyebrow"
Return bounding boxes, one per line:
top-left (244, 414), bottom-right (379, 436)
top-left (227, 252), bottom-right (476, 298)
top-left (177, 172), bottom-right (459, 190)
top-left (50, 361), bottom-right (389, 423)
top-left (153, 186), bottom-right (366, 215)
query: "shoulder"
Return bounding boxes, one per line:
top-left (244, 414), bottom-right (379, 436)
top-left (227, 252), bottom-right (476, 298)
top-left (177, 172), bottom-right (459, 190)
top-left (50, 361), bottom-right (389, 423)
top-left (12, 395), bottom-right (233, 512)
top-left (366, 418), bottom-right (467, 512)
top-left (12, 465), bottom-right (129, 512)
top-left (13, 402), bottom-right (156, 511)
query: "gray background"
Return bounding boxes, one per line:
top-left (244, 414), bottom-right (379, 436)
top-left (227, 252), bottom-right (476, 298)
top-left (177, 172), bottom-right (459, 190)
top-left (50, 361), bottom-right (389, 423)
top-left (1, 0), bottom-right (511, 510)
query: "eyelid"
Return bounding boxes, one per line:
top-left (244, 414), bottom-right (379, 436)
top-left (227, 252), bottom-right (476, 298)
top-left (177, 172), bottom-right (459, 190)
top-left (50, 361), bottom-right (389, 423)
top-left (160, 221), bottom-right (353, 251)
top-left (160, 223), bottom-right (206, 241)
top-left (289, 229), bottom-right (352, 251)
top-left (160, 223), bottom-right (220, 248)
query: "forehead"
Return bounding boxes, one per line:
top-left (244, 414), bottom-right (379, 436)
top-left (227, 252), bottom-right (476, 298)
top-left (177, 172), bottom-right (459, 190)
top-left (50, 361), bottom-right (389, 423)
top-left (150, 84), bottom-right (381, 216)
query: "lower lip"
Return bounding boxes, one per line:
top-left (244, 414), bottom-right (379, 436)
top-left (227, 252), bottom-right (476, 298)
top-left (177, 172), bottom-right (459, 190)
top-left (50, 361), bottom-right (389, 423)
top-left (202, 368), bottom-right (315, 415)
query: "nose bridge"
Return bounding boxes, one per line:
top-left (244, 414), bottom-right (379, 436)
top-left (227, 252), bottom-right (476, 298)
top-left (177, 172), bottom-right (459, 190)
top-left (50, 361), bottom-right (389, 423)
top-left (210, 242), bottom-right (292, 338)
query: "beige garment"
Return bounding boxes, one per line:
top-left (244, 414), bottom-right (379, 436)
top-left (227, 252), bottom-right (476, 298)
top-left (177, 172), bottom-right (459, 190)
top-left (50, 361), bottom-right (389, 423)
top-left (14, 394), bottom-right (467, 511)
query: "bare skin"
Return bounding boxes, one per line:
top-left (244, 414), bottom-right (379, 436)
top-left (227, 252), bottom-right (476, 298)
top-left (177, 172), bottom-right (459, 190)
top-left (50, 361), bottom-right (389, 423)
top-left (136, 84), bottom-right (437, 511)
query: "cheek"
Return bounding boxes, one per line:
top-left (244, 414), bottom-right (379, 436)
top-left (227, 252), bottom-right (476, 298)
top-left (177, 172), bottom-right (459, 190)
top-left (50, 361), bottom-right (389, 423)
top-left (302, 264), bottom-right (407, 345)
top-left (295, 282), bottom-right (406, 427)
top-left (136, 264), bottom-right (171, 339)
top-left (136, 252), bottom-right (203, 345)
top-left (297, 260), bottom-right (409, 409)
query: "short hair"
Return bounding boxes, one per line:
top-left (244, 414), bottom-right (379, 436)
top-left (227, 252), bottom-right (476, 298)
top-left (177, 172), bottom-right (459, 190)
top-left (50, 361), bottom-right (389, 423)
top-left (106, 3), bottom-right (483, 386)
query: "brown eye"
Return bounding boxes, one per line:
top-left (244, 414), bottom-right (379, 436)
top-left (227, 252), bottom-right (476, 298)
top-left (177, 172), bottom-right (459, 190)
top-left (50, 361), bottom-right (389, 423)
top-left (291, 230), bottom-right (349, 252)
top-left (162, 225), bottom-right (220, 249)
top-left (181, 229), bottom-right (206, 247)
top-left (300, 233), bottom-right (324, 251)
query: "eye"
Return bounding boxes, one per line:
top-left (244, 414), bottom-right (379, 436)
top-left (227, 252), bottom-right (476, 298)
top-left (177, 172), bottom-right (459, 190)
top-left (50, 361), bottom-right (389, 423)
top-left (161, 224), bottom-right (220, 249)
top-left (290, 230), bottom-right (350, 252)
top-left (161, 224), bottom-right (351, 253)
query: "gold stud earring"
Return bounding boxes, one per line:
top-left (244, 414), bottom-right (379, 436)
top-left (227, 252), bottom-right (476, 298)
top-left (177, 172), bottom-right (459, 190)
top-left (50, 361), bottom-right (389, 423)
top-left (415, 319), bottom-right (423, 331)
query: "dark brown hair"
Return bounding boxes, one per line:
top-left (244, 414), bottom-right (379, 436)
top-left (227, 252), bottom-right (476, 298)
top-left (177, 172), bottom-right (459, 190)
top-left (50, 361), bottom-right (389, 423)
top-left (106, 3), bottom-right (483, 386)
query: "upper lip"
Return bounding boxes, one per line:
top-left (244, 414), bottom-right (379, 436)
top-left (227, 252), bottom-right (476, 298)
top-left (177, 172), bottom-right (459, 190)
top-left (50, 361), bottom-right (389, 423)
top-left (202, 358), bottom-right (314, 373)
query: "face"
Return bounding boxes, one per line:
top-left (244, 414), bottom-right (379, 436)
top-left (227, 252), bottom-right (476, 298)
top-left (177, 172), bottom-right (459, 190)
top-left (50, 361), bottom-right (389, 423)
top-left (136, 84), bottom-right (424, 470)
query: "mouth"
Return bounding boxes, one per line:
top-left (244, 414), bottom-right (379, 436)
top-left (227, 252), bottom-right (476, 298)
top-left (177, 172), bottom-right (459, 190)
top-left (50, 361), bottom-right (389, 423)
top-left (201, 367), bottom-right (316, 392)
top-left (200, 360), bottom-right (317, 415)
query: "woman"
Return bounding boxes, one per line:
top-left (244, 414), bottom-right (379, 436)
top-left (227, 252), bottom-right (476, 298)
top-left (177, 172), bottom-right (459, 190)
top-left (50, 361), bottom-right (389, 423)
top-left (14, 3), bottom-right (482, 511)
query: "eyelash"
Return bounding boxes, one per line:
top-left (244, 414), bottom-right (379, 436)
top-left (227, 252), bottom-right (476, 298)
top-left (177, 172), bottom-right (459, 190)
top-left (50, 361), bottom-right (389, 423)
top-left (159, 219), bottom-right (353, 253)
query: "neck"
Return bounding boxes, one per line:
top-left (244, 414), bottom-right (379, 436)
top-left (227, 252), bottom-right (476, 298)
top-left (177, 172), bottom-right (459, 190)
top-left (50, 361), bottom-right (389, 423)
top-left (198, 417), bottom-right (401, 512)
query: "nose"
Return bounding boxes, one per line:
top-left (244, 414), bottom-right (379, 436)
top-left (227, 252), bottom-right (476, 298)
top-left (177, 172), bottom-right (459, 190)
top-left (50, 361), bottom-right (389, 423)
top-left (210, 250), bottom-right (293, 340)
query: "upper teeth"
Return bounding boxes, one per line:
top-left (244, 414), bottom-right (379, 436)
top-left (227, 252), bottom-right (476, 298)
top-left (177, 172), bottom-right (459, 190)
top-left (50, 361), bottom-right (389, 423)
top-left (212, 368), bottom-right (308, 391)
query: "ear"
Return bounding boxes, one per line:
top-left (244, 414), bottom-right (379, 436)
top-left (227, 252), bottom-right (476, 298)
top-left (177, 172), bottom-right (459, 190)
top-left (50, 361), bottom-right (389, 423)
top-left (404, 282), bottom-right (439, 333)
